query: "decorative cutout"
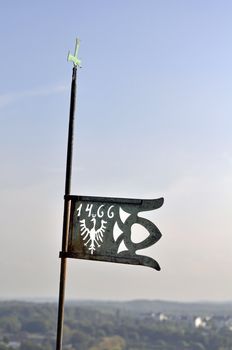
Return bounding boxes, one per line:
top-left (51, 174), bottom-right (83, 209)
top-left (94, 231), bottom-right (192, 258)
top-left (117, 240), bottom-right (128, 254)
top-left (119, 207), bottom-right (130, 223)
top-left (64, 195), bottom-right (164, 270)
top-left (131, 223), bottom-right (149, 244)
top-left (79, 215), bottom-right (107, 254)
top-left (113, 222), bottom-right (123, 242)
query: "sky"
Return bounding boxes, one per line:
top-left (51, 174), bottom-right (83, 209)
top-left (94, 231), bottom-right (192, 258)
top-left (1, 0), bottom-right (232, 302)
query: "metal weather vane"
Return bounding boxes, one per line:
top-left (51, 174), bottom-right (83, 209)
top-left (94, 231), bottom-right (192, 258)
top-left (56, 38), bottom-right (164, 350)
top-left (67, 38), bottom-right (82, 67)
top-left (62, 195), bottom-right (163, 270)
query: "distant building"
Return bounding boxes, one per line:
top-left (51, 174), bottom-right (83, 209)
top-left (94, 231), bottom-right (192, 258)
top-left (7, 341), bottom-right (20, 349)
top-left (159, 313), bottom-right (169, 322)
top-left (225, 318), bottom-right (232, 330)
top-left (194, 317), bottom-right (207, 328)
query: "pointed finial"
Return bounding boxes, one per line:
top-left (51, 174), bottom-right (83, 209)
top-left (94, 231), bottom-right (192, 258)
top-left (67, 38), bottom-right (82, 67)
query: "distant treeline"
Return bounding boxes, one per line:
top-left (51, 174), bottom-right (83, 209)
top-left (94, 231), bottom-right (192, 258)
top-left (0, 300), bottom-right (232, 349)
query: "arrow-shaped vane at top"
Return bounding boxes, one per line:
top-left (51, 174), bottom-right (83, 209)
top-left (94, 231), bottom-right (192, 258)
top-left (68, 38), bottom-right (82, 67)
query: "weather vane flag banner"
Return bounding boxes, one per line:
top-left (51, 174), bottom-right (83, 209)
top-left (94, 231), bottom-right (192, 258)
top-left (56, 39), bottom-right (166, 350)
top-left (60, 195), bottom-right (164, 270)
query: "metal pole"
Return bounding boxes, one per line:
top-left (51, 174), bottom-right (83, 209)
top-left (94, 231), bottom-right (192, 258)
top-left (56, 66), bottom-right (77, 350)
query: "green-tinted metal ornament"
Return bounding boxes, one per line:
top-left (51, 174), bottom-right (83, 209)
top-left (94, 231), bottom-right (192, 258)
top-left (67, 38), bottom-right (82, 67)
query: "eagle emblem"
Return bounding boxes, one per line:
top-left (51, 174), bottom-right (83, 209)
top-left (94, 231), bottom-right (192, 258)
top-left (79, 214), bottom-right (107, 254)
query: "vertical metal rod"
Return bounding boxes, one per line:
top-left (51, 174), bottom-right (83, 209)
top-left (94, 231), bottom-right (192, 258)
top-left (56, 66), bottom-right (77, 350)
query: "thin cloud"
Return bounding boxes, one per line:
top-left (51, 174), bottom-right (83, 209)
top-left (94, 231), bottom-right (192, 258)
top-left (0, 84), bottom-right (69, 109)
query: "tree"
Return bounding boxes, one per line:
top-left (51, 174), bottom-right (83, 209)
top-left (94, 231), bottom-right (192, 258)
top-left (89, 336), bottom-right (126, 350)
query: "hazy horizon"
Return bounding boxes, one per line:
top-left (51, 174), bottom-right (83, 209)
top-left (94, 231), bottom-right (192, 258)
top-left (1, 297), bottom-right (232, 305)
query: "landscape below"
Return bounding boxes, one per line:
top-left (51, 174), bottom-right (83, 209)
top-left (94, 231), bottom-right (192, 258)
top-left (0, 300), bottom-right (232, 349)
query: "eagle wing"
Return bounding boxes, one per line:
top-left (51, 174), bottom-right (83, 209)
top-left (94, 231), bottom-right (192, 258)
top-left (79, 219), bottom-right (90, 240)
top-left (96, 220), bottom-right (107, 241)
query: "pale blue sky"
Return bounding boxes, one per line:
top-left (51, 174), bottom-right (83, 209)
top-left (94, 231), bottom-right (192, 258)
top-left (1, 1), bottom-right (232, 301)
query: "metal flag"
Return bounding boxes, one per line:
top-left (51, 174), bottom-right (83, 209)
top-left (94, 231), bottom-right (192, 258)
top-left (60, 195), bottom-right (164, 270)
top-left (56, 38), bottom-right (165, 350)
